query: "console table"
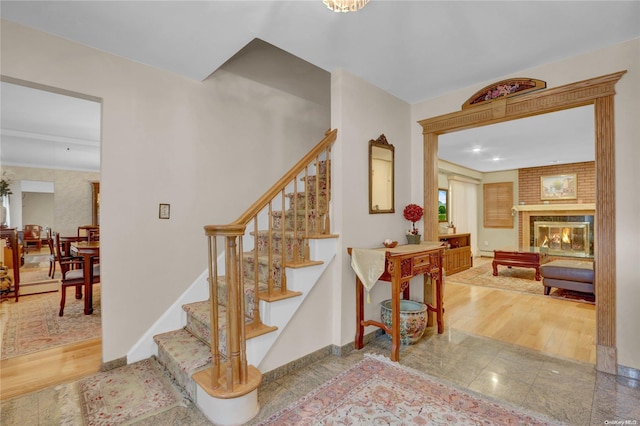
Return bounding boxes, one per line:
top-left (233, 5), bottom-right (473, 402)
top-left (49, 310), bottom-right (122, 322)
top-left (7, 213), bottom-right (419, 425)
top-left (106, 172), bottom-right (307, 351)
top-left (348, 243), bottom-right (445, 362)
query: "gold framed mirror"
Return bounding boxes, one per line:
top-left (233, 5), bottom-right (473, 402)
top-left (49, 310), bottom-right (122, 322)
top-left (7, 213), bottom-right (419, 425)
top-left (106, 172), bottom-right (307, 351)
top-left (369, 134), bottom-right (394, 214)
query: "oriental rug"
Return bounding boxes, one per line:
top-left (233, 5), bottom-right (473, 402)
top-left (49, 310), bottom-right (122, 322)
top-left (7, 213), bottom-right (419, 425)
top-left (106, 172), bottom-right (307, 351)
top-left (78, 357), bottom-right (186, 426)
top-left (446, 261), bottom-right (595, 304)
top-left (258, 354), bottom-right (561, 425)
top-left (1, 285), bottom-right (101, 359)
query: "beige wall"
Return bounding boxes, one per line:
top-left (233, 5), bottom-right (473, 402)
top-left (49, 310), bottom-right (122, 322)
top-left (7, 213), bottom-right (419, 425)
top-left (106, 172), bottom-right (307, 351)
top-left (1, 20), bottom-right (329, 361)
top-left (331, 69), bottom-right (414, 347)
top-left (21, 193), bottom-right (53, 229)
top-left (2, 165), bottom-right (98, 236)
top-left (411, 38), bottom-right (640, 371)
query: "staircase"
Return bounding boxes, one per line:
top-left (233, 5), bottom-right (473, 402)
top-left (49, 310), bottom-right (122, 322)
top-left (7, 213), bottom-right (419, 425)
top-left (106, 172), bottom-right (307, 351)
top-left (138, 130), bottom-right (338, 425)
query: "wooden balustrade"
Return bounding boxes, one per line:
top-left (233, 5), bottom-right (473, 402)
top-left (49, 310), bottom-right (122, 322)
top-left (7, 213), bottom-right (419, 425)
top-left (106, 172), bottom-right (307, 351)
top-left (195, 129), bottom-right (337, 398)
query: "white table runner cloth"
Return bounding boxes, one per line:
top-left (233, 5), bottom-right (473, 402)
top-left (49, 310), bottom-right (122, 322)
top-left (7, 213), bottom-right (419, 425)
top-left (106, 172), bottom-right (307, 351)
top-left (350, 248), bottom-right (386, 303)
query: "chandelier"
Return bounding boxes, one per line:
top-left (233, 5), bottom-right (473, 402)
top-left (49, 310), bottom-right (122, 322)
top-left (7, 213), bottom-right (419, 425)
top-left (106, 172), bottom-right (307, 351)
top-left (323, 0), bottom-right (370, 13)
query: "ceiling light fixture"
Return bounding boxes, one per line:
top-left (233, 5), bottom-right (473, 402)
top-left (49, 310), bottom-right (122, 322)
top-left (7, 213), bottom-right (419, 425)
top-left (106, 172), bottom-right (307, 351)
top-left (323, 0), bottom-right (370, 13)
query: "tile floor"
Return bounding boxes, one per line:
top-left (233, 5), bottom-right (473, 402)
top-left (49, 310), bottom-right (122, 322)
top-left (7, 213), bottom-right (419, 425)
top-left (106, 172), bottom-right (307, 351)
top-left (2, 326), bottom-right (639, 425)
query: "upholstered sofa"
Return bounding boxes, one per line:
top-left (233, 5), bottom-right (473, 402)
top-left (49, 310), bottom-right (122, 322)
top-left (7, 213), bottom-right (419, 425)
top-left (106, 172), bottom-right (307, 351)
top-left (539, 260), bottom-right (594, 295)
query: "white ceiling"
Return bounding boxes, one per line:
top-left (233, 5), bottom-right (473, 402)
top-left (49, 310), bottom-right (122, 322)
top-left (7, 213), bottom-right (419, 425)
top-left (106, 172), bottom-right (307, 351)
top-left (1, 1), bottom-right (638, 172)
top-left (0, 82), bottom-right (101, 172)
top-left (439, 105), bottom-right (595, 172)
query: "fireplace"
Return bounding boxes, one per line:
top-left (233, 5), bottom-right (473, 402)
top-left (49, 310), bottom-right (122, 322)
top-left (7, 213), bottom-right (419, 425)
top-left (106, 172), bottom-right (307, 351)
top-left (513, 204), bottom-right (595, 259)
top-left (533, 220), bottom-right (591, 257)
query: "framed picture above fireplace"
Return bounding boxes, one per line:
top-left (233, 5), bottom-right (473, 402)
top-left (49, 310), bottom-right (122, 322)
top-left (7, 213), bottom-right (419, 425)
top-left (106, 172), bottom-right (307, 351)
top-left (540, 174), bottom-right (577, 200)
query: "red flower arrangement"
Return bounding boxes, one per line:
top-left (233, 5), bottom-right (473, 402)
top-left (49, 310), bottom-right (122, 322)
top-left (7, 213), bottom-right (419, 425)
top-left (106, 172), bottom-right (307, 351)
top-left (403, 204), bottom-right (424, 235)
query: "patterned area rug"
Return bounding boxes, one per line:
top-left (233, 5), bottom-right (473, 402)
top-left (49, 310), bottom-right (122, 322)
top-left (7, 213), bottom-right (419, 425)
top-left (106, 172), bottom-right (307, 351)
top-left (447, 262), bottom-right (595, 304)
top-left (78, 358), bottom-right (186, 425)
top-left (1, 285), bottom-right (102, 359)
top-left (258, 354), bottom-right (561, 425)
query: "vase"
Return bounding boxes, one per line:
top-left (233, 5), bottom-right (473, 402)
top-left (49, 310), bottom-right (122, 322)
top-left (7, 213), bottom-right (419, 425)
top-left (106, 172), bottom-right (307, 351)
top-left (380, 299), bottom-right (428, 345)
top-left (406, 234), bottom-right (421, 244)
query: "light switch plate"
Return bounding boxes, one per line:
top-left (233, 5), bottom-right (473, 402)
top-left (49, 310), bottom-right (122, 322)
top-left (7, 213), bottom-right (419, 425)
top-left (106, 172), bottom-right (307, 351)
top-left (159, 203), bottom-right (170, 219)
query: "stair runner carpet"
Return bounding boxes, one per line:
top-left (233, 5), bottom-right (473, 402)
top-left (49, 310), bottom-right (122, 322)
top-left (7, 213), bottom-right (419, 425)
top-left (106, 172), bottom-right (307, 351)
top-left (152, 160), bottom-right (329, 404)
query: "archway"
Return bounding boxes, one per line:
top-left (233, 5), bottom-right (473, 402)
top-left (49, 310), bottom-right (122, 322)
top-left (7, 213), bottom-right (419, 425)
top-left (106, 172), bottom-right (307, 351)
top-left (418, 71), bottom-right (626, 374)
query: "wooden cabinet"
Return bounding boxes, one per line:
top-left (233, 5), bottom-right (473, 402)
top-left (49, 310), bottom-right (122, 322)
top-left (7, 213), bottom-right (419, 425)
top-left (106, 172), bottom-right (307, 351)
top-left (438, 233), bottom-right (472, 275)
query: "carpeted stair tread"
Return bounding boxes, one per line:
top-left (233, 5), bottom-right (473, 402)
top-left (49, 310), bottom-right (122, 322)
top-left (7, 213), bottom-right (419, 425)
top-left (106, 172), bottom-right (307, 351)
top-left (183, 296), bottom-right (264, 345)
top-left (285, 190), bottom-right (328, 200)
top-left (300, 174), bottom-right (328, 185)
top-left (270, 209), bottom-right (324, 233)
top-left (183, 301), bottom-right (226, 347)
top-left (242, 251), bottom-right (282, 268)
top-left (251, 230), bottom-right (309, 239)
top-left (285, 191), bottom-right (328, 213)
top-left (242, 252), bottom-right (283, 291)
top-left (251, 230), bottom-right (309, 261)
top-left (154, 328), bottom-right (211, 400)
top-left (271, 209), bottom-right (323, 217)
top-left (242, 252), bottom-right (284, 268)
top-left (215, 276), bottom-right (266, 316)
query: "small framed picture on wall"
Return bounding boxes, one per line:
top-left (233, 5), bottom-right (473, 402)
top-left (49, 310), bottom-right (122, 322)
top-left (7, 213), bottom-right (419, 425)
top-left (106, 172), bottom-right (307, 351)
top-left (159, 203), bottom-right (170, 219)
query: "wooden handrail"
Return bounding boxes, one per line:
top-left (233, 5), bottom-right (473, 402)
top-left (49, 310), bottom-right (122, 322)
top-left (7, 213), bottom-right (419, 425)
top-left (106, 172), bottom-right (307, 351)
top-left (204, 128), bottom-right (337, 235)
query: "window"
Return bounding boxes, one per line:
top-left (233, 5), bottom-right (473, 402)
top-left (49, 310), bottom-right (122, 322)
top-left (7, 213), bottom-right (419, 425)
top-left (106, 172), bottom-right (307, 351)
top-left (483, 182), bottom-right (513, 228)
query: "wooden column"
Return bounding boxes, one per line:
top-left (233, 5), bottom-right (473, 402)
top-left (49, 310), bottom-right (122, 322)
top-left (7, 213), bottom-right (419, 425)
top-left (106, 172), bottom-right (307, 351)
top-left (594, 95), bottom-right (617, 374)
top-left (423, 133), bottom-right (440, 242)
top-left (423, 132), bottom-right (439, 323)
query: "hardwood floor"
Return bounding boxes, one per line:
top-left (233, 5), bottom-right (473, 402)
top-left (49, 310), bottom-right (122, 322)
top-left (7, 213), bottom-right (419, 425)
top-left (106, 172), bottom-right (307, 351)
top-left (0, 257), bottom-right (595, 400)
top-left (0, 337), bottom-right (102, 400)
top-left (444, 281), bottom-right (596, 363)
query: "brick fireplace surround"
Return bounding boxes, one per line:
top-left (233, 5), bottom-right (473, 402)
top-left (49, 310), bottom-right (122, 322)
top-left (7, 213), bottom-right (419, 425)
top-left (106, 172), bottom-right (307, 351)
top-left (515, 162), bottom-right (595, 256)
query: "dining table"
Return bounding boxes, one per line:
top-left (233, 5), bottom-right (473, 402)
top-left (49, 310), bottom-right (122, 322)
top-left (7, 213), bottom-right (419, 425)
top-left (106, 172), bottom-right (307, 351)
top-left (70, 240), bottom-right (100, 315)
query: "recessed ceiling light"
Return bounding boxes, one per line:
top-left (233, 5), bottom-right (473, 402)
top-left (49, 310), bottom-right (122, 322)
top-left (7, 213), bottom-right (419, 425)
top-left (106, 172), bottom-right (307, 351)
top-left (492, 156), bottom-right (500, 161)
top-left (472, 147), bottom-right (481, 153)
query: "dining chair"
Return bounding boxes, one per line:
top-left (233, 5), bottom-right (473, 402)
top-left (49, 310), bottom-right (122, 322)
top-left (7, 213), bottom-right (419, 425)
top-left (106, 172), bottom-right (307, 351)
top-left (58, 236), bottom-right (84, 261)
top-left (77, 225), bottom-right (99, 242)
top-left (55, 233), bottom-right (100, 316)
top-left (88, 227), bottom-right (100, 242)
top-left (23, 224), bottom-right (43, 252)
top-left (46, 229), bottom-right (57, 278)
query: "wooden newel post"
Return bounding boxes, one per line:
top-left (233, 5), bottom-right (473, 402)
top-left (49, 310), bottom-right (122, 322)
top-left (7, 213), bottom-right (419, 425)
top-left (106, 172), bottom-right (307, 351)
top-left (198, 223), bottom-right (249, 395)
top-left (207, 235), bottom-right (221, 390)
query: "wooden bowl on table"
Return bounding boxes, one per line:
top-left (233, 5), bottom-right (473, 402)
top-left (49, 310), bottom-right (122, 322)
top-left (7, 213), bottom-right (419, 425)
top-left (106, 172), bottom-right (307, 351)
top-left (383, 241), bottom-right (398, 248)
